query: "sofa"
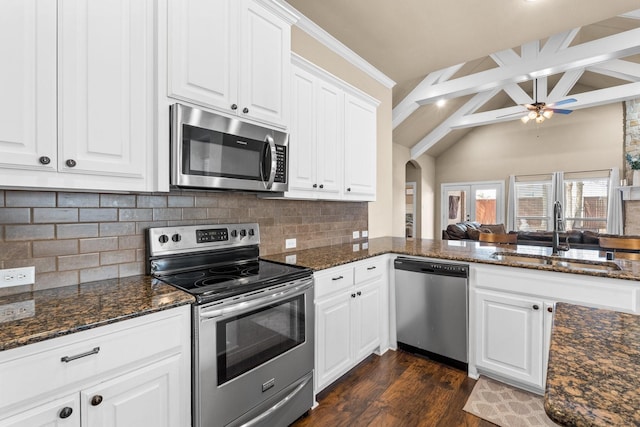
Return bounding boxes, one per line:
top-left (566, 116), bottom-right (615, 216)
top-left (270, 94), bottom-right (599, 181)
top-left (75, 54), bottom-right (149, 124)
top-left (441, 221), bottom-right (604, 250)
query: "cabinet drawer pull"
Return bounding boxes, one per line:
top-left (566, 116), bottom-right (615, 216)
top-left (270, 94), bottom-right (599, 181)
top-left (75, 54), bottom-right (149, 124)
top-left (59, 407), bottom-right (73, 419)
top-left (331, 276), bottom-right (344, 281)
top-left (366, 266), bottom-right (376, 270)
top-left (532, 304), bottom-right (539, 310)
top-left (91, 395), bottom-right (103, 406)
top-left (61, 346), bottom-right (100, 363)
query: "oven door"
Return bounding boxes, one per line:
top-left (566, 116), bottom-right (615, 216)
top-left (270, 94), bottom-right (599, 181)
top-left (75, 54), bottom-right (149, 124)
top-left (195, 279), bottom-right (314, 427)
top-left (171, 103), bottom-right (288, 192)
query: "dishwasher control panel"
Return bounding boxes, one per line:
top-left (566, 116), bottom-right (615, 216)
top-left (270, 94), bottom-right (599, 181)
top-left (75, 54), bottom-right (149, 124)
top-left (394, 258), bottom-right (469, 278)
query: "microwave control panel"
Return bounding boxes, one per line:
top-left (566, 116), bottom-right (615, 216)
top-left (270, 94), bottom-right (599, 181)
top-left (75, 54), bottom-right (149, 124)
top-left (275, 145), bottom-right (286, 183)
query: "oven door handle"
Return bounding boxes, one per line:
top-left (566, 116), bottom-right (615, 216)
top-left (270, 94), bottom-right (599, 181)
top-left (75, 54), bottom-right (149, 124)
top-left (263, 135), bottom-right (277, 190)
top-left (199, 280), bottom-right (312, 320)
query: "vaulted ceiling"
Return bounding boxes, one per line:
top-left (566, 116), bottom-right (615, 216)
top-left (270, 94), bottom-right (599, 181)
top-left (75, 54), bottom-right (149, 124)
top-left (284, 1), bottom-right (640, 158)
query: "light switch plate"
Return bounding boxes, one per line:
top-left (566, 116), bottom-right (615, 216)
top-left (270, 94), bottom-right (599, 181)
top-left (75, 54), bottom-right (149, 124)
top-left (0, 267), bottom-right (35, 289)
top-left (362, 242), bottom-right (369, 249)
top-left (353, 244), bottom-right (360, 251)
top-left (285, 238), bottom-right (297, 249)
top-left (352, 231), bottom-right (360, 239)
top-left (362, 230), bottom-right (368, 238)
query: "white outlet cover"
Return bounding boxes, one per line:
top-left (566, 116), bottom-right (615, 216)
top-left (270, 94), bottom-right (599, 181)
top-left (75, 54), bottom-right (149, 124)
top-left (362, 230), bottom-right (368, 238)
top-left (0, 266), bottom-right (35, 289)
top-left (285, 238), bottom-right (297, 249)
top-left (362, 242), bottom-right (369, 250)
top-left (352, 231), bottom-right (360, 239)
top-left (353, 244), bottom-right (360, 252)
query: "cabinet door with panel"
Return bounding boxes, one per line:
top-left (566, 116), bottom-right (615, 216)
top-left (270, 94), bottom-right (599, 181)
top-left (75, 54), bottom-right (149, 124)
top-left (0, 394), bottom-right (80, 427)
top-left (353, 278), bottom-right (381, 361)
top-left (315, 291), bottom-right (353, 391)
top-left (0, 0), bottom-right (57, 171)
top-left (58, 0), bottom-right (153, 180)
top-left (475, 289), bottom-right (544, 388)
top-left (343, 93), bottom-right (377, 201)
top-left (314, 80), bottom-right (343, 196)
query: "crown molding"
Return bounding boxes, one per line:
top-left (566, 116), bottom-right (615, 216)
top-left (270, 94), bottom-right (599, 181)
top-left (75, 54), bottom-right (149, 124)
top-left (273, 1), bottom-right (395, 89)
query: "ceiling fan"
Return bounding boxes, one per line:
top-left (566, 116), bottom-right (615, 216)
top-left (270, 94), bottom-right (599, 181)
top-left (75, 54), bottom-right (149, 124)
top-left (503, 79), bottom-right (577, 123)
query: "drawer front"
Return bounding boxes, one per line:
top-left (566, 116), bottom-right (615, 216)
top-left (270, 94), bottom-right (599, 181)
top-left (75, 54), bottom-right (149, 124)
top-left (314, 266), bottom-right (354, 299)
top-left (354, 258), bottom-right (385, 283)
top-left (0, 307), bottom-right (189, 411)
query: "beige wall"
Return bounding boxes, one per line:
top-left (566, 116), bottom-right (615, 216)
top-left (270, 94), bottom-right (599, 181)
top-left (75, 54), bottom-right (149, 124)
top-left (291, 27), bottom-right (393, 238)
top-left (434, 102), bottom-right (624, 235)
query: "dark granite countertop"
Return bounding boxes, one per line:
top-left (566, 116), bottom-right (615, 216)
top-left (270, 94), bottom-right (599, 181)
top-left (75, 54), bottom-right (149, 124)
top-left (0, 275), bottom-right (194, 352)
top-left (261, 237), bottom-right (640, 281)
top-left (544, 303), bottom-right (640, 426)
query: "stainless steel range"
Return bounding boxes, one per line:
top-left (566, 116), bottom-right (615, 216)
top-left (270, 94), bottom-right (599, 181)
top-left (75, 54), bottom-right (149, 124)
top-left (147, 223), bottom-right (314, 427)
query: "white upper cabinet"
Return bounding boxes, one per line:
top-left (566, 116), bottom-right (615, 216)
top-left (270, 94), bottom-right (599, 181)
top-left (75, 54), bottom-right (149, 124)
top-left (0, 0), bottom-right (163, 192)
top-left (0, 0), bottom-right (57, 171)
top-left (284, 55), bottom-right (379, 202)
top-left (168, 0), bottom-right (296, 129)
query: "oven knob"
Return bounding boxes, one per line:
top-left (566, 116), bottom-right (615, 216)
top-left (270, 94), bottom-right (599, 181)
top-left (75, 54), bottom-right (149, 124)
top-left (158, 234), bottom-right (169, 244)
top-left (230, 230), bottom-right (238, 238)
top-left (171, 233), bottom-right (181, 242)
top-left (240, 229), bottom-right (247, 237)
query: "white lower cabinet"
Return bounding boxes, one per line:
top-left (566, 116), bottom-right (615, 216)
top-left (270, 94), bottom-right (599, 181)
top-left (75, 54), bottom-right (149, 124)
top-left (471, 264), bottom-right (640, 393)
top-left (314, 256), bottom-right (388, 393)
top-left (0, 306), bottom-right (191, 427)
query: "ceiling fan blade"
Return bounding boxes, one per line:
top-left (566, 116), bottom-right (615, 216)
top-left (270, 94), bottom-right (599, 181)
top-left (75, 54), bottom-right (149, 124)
top-left (548, 108), bottom-right (573, 114)
top-left (548, 98), bottom-right (577, 107)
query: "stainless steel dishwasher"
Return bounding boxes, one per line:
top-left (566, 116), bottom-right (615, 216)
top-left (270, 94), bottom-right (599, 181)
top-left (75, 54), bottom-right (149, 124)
top-left (394, 257), bottom-right (469, 370)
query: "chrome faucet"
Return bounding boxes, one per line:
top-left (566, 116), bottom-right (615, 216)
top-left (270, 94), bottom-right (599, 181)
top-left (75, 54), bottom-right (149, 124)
top-left (552, 201), bottom-right (569, 255)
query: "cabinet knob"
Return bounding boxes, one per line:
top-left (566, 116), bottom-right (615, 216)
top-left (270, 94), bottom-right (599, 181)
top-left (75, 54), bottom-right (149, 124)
top-left (231, 104), bottom-right (238, 110)
top-left (65, 159), bottom-right (77, 168)
top-left (319, 184), bottom-right (324, 189)
top-left (347, 187), bottom-right (351, 192)
top-left (351, 293), bottom-right (356, 298)
top-left (313, 184), bottom-right (318, 188)
top-left (59, 407), bottom-right (73, 419)
top-left (547, 307), bottom-right (553, 313)
top-left (39, 156), bottom-right (51, 165)
top-left (242, 107), bottom-right (249, 114)
top-left (91, 395), bottom-right (103, 406)
top-left (532, 304), bottom-right (539, 310)
top-left (357, 291), bottom-right (362, 296)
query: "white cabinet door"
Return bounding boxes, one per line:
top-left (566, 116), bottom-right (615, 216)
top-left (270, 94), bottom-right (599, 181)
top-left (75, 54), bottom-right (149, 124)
top-left (476, 290), bottom-right (544, 388)
top-left (343, 93), bottom-right (376, 201)
top-left (315, 80), bottom-right (343, 197)
top-left (82, 355), bottom-right (182, 427)
top-left (288, 67), bottom-right (317, 195)
top-left (0, 395), bottom-right (80, 427)
top-left (353, 279), bottom-right (381, 361)
top-left (315, 292), bottom-right (353, 391)
top-left (0, 0), bottom-right (57, 171)
top-left (238, 0), bottom-right (290, 128)
top-left (58, 0), bottom-right (152, 181)
top-left (168, 0), bottom-right (237, 113)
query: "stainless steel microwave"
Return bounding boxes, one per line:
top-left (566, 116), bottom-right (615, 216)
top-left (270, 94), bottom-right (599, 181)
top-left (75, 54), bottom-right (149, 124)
top-left (170, 103), bottom-right (288, 192)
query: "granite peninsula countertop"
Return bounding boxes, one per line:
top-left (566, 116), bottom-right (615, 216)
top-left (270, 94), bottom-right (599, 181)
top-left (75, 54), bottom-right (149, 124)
top-left (0, 275), bottom-right (194, 352)
top-left (261, 237), bottom-right (640, 281)
top-left (544, 303), bottom-right (640, 426)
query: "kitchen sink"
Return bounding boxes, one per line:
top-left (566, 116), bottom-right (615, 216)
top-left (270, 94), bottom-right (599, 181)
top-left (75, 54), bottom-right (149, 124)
top-left (491, 252), bottom-right (622, 272)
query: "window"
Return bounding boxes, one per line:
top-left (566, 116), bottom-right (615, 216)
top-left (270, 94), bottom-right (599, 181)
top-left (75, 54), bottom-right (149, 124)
top-left (513, 175), bottom-right (552, 231)
top-left (563, 171), bottom-right (609, 233)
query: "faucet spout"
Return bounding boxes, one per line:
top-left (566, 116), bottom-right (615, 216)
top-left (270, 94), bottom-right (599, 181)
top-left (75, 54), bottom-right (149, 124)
top-left (552, 201), bottom-right (569, 255)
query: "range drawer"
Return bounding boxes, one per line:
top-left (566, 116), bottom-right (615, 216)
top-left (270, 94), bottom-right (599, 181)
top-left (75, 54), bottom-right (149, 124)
top-left (0, 306), bottom-right (189, 410)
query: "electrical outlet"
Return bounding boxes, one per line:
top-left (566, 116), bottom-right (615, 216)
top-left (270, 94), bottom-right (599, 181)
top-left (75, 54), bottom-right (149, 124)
top-left (0, 267), bottom-right (35, 289)
top-left (362, 230), bottom-right (368, 238)
top-left (353, 243), bottom-right (360, 252)
top-left (352, 231), bottom-right (360, 239)
top-left (285, 238), bottom-right (297, 249)
top-left (362, 242), bottom-right (369, 250)
top-left (0, 300), bottom-right (35, 323)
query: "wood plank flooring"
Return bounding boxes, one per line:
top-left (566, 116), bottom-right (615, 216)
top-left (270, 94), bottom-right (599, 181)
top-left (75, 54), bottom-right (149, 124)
top-left (292, 349), bottom-right (495, 427)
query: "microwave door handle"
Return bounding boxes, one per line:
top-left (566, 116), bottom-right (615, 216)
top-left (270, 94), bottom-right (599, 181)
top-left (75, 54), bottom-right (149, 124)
top-left (263, 135), bottom-right (277, 190)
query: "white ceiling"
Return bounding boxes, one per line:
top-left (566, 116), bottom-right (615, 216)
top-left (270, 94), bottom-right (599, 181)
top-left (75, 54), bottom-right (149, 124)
top-left (284, 0), bottom-right (640, 157)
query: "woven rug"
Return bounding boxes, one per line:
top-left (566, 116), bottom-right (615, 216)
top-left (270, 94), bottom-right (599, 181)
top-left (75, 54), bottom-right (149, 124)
top-left (463, 376), bottom-right (559, 426)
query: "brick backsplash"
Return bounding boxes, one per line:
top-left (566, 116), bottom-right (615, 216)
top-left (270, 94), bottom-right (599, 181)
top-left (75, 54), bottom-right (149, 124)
top-left (0, 189), bottom-right (367, 292)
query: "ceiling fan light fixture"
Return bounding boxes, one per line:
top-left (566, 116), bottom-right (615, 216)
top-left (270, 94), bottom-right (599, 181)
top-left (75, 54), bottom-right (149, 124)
top-left (528, 111), bottom-right (537, 120)
top-left (543, 110), bottom-right (554, 119)
top-left (521, 115), bottom-right (530, 123)
top-left (535, 114), bottom-right (545, 124)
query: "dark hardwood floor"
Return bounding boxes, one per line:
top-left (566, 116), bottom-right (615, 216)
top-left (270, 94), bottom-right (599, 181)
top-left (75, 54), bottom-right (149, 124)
top-left (292, 349), bottom-right (495, 427)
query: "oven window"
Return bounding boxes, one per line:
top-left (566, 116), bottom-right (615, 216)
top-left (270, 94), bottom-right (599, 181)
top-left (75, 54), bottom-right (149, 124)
top-left (217, 295), bottom-right (305, 385)
top-left (182, 124), bottom-right (264, 180)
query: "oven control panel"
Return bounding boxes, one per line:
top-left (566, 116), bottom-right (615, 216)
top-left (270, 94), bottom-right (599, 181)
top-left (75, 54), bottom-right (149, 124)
top-left (147, 223), bottom-right (260, 256)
